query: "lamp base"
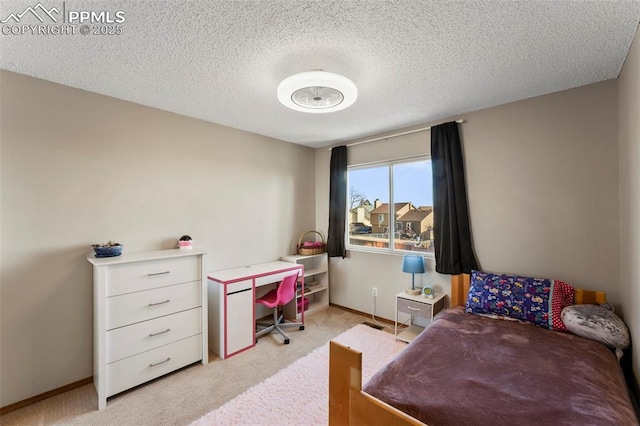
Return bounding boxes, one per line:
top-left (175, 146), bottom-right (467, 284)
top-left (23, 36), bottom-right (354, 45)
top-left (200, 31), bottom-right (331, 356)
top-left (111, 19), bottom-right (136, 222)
top-left (404, 288), bottom-right (421, 296)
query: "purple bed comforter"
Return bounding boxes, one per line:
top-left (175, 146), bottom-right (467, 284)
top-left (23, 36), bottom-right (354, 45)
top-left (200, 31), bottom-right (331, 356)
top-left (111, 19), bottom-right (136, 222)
top-left (364, 307), bottom-right (638, 425)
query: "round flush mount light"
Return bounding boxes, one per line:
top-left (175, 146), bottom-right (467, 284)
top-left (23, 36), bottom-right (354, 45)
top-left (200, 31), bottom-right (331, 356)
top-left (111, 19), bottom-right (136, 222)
top-left (277, 71), bottom-right (357, 113)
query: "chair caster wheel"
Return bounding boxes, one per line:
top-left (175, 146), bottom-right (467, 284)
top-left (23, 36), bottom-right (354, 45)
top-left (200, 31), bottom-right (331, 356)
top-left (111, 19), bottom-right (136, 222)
top-left (255, 339), bottom-right (258, 344)
top-left (299, 325), bottom-right (305, 330)
top-left (284, 339), bottom-right (290, 345)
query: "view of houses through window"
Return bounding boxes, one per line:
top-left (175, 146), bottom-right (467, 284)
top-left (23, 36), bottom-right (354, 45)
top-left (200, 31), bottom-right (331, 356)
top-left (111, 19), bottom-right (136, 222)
top-left (347, 158), bottom-right (434, 254)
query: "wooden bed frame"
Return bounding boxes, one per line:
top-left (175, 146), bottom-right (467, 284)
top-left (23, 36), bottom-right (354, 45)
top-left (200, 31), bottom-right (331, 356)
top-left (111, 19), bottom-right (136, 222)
top-left (328, 273), bottom-right (606, 426)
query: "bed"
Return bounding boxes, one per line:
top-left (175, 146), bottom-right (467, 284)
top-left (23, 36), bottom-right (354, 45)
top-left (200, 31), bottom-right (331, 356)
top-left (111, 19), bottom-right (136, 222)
top-left (328, 273), bottom-right (638, 425)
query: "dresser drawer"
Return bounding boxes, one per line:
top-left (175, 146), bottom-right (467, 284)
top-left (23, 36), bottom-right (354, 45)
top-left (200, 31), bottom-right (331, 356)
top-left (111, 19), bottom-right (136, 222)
top-left (106, 334), bottom-right (202, 397)
top-left (397, 298), bottom-right (432, 319)
top-left (106, 281), bottom-right (201, 330)
top-left (106, 256), bottom-right (200, 297)
top-left (106, 307), bottom-right (202, 363)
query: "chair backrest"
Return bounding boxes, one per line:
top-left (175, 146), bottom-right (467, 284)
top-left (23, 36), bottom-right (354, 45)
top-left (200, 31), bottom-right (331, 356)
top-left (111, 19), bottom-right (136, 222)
top-left (275, 273), bottom-right (299, 306)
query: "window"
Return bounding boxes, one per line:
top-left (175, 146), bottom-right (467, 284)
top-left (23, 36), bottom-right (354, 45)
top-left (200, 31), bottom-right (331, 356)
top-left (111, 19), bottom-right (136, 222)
top-left (347, 157), bottom-right (434, 255)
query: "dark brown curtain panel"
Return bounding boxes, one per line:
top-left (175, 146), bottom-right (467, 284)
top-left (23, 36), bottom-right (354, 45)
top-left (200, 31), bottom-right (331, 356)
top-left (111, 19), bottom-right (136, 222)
top-left (431, 122), bottom-right (478, 274)
top-left (327, 145), bottom-right (347, 258)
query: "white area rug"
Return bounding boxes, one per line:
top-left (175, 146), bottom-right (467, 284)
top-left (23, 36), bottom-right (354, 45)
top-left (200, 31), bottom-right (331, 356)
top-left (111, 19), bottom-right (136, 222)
top-left (191, 324), bottom-right (406, 425)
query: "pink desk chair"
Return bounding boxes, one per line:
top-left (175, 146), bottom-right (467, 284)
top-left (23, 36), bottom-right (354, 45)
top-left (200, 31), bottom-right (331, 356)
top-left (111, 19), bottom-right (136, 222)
top-left (255, 273), bottom-right (305, 344)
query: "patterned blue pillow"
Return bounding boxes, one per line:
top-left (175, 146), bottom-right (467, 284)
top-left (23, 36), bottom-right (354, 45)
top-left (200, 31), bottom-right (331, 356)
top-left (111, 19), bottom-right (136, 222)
top-left (466, 270), bottom-right (574, 330)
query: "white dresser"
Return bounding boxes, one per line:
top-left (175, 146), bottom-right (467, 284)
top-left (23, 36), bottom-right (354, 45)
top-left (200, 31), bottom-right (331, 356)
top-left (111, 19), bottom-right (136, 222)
top-left (87, 249), bottom-right (207, 410)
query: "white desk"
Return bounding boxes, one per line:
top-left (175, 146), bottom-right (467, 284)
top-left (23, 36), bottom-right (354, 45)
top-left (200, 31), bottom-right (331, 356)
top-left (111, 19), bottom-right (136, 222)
top-left (207, 261), bottom-right (304, 359)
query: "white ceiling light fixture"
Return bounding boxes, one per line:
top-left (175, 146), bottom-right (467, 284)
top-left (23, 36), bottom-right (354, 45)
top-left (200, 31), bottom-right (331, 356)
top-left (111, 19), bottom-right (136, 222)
top-left (277, 71), bottom-right (357, 113)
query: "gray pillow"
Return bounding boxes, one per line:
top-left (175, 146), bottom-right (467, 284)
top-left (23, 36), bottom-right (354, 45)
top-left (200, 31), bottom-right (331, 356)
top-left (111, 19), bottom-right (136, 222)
top-left (561, 304), bottom-right (630, 360)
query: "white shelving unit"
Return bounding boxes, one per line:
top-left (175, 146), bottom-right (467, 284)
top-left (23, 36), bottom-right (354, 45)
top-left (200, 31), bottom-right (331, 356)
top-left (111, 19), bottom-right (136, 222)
top-left (281, 253), bottom-right (329, 318)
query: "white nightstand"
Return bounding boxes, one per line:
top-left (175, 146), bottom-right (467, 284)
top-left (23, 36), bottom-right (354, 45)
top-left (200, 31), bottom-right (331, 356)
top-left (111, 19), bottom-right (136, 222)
top-left (395, 291), bottom-right (446, 343)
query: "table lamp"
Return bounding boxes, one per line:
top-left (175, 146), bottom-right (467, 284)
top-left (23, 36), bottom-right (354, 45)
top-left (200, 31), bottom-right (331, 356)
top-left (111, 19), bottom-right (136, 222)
top-left (402, 255), bottom-right (425, 295)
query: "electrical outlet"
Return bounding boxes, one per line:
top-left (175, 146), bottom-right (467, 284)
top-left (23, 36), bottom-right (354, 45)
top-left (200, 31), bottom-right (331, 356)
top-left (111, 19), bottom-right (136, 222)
top-left (372, 287), bottom-right (378, 297)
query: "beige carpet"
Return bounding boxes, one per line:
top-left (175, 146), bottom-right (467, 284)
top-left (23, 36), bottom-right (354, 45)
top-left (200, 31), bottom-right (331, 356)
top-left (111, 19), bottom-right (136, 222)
top-left (1, 306), bottom-right (377, 426)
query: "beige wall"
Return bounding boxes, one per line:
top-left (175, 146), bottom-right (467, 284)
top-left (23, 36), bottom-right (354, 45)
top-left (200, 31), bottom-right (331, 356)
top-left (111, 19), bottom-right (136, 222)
top-left (0, 71), bottom-right (316, 407)
top-left (619, 27), bottom-right (640, 385)
top-left (317, 79), bottom-right (620, 322)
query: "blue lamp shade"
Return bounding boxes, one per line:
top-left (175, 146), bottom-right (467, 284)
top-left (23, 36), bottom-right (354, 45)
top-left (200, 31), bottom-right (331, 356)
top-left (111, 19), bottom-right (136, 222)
top-left (402, 255), bottom-right (425, 290)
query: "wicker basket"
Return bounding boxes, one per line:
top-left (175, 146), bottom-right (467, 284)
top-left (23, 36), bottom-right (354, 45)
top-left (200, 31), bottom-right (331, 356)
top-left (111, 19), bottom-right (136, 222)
top-left (297, 231), bottom-right (326, 255)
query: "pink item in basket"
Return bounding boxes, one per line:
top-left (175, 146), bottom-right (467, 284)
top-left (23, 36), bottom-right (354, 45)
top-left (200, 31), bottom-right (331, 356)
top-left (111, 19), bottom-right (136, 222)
top-left (178, 240), bottom-right (193, 249)
top-left (302, 241), bottom-right (323, 248)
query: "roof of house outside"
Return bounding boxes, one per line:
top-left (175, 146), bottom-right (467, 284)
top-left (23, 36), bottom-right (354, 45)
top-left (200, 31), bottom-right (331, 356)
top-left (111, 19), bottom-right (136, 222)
top-left (369, 202), bottom-right (411, 214)
top-left (398, 208), bottom-right (433, 222)
top-left (354, 204), bottom-right (374, 212)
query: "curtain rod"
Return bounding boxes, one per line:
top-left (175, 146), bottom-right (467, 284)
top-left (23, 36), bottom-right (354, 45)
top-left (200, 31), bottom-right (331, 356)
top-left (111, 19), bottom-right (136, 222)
top-left (330, 119), bottom-right (464, 150)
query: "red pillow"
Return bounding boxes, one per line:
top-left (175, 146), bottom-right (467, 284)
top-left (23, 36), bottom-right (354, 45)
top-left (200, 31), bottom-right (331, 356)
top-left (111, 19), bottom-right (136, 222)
top-left (551, 280), bottom-right (575, 331)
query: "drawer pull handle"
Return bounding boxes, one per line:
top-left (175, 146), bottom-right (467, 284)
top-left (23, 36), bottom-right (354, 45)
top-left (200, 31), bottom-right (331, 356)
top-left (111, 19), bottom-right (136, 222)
top-left (148, 299), bottom-right (170, 307)
top-left (149, 357), bottom-right (171, 367)
top-left (406, 306), bottom-right (421, 311)
top-left (148, 328), bottom-right (171, 337)
top-left (148, 271), bottom-right (171, 276)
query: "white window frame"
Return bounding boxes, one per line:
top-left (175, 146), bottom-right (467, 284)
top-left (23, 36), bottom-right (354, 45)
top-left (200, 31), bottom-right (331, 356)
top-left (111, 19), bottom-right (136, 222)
top-left (346, 155), bottom-right (434, 257)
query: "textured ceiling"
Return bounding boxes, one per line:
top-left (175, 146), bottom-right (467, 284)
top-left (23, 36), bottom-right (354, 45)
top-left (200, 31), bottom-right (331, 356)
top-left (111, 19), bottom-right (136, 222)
top-left (1, 1), bottom-right (639, 148)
